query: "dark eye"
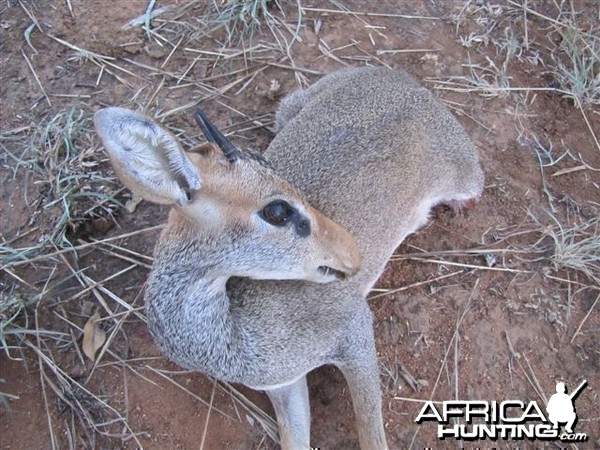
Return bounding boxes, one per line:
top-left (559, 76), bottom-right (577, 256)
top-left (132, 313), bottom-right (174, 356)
top-left (260, 200), bottom-right (295, 226)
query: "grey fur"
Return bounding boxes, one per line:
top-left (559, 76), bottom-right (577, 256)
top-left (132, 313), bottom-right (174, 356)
top-left (140, 67), bottom-right (483, 449)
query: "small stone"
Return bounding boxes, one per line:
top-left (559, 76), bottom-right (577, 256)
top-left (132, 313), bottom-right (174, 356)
top-left (144, 42), bottom-right (167, 59)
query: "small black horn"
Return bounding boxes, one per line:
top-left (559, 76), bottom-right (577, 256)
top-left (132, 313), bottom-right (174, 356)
top-left (194, 109), bottom-right (239, 163)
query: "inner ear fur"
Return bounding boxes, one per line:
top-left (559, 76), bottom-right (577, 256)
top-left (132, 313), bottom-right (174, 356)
top-left (94, 107), bottom-right (202, 206)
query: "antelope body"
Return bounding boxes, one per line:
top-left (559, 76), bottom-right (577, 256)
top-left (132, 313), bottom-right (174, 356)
top-left (94, 67), bottom-right (484, 449)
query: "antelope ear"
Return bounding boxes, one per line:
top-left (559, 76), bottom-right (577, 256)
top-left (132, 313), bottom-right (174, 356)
top-left (94, 107), bottom-right (201, 206)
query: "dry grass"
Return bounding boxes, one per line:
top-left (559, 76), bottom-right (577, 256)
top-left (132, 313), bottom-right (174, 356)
top-left (205, 0), bottom-right (300, 45)
top-left (1, 108), bottom-right (121, 269)
top-left (534, 211), bottom-right (599, 286)
top-left (448, 0), bottom-right (600, 105)
top-left (402, 279), bottom-right (479, 449)
top-left (437, 0), bottom-right (600, 153)
top-left (1, 1), bottom-right (305, 446)
top-left (419, 1), bottom-right (600, 323)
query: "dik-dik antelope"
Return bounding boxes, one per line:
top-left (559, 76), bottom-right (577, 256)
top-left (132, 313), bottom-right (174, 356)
top-left (94, 67), bottom-right (484, 449)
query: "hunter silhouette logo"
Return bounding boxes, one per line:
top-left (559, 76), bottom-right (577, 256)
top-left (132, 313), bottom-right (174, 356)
top-left (415, 380), bottom-right (589, 442)
top-left (546, 381), bottom-right (586, 434)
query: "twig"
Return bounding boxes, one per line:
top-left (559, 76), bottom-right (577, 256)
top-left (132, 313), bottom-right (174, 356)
top-left (3, 225), bottom-right (163, 269)
top-left (21, 50), bottom-right (51, 106)
top-left (34, 306), bottom-right (59, 450)
top-left (570, 293), bottom-right (599, 343)
top-left (302, 7), bottom-right (439, 20)
top-left (402, 257), bottom-right (528, 273)
top-left (199, 378), bottom-right (217, 450)
top-left (408, 279), bottom-right (479, 449)
top-left (368, 270), bottom-right (464, 300)
top-left (145, 367), bottom-right (235, 421)
top-left (376, 48), bottom-right (440, 55)
top-left (267, 62), bottom-right (323, 75)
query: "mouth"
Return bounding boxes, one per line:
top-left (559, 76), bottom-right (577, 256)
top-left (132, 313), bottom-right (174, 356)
top-left (318, 265), bottom-right (348, 281)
